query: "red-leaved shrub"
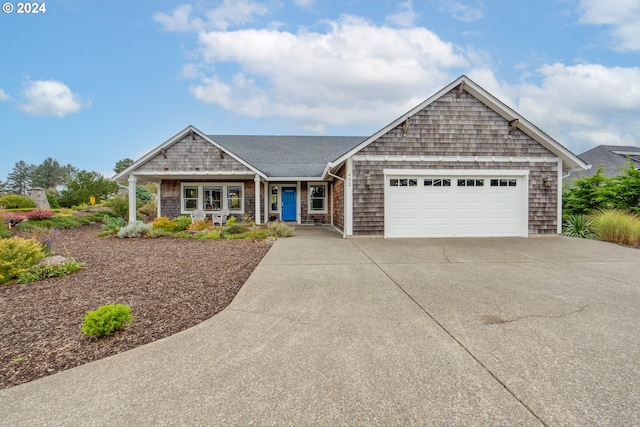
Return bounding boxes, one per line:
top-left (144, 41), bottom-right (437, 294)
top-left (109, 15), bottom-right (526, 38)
top-left (0, 212), bottom-right (27, 225)
top-left (25, 209), bottom-right (55, 220)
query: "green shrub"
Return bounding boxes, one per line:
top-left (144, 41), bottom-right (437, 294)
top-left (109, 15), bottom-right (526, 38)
top-left (117, 221), bottom-right (152, 238)
top-left (268, 221), bottom-right (295, 238)
top-left (171, 216), bottom-right (192, 231)
top-left (146, 227), bottom-right (172, 238)
top-left (17, 259), bottom-right (84, 283)
top-left (152, 216), bottom-right (177, 232)
top-left (136, 185), bottom-right (152, 203)
top-left (0, 237), bottom-right (46, 283)
top-left (226, 216), bottom-right (237, 226)
top-left (591, 210), bottom-right (640, 246)
top-left (0, 195), bottom-right (36, 209)
top-left (46, 193), bottom-right (60, 209)
top-left (104, 195), bottom-right (130, 220)
top-left (562, 215), bottom-right (596, 239)
top-left (81, 304), bottom-right (133, 338)
top-left (138, 201), bottom-right (157, 218)
top-left (223, 224), bottom-right (248, 235)
top-left (101, 216), bottom-right (126, 234)
top-left (49, 215), bottom-right (83, 229)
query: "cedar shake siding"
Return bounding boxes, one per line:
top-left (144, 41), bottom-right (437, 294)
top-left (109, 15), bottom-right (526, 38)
top-left (137, 134), bottom-right (253, 174)
top-left (332, 165), bottom-right (346, 232)
top-left (351, 89), bottom-right (560, 235)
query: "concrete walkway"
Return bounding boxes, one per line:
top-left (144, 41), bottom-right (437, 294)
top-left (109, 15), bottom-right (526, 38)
top-left (1, 227), bottom-right (639, 425)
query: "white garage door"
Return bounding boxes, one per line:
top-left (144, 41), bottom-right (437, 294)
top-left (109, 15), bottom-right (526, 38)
top-left (385, 170), bottom-right (528, 238)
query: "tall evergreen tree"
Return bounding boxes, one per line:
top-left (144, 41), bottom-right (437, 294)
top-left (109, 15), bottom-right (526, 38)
top-left (31, 157), bottom-right (67, 189)
top-left (6, 160), bottom-right (35, 195)
top-left (114, 158), bottom-right (134, 174)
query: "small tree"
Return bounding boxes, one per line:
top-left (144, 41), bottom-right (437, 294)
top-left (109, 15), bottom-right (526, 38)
top-left (31, 157), bottom-right (69, 189)
top-left (563, 167), bottom-right (610, 216)
top-left (114, 158), bottom-right (134, 174)
top-left (602, 160), bottom-right (640, 213)
top-left (58, 170), bottom-right (118, 208)
top-left (6, 161), bottom-right (35, 195)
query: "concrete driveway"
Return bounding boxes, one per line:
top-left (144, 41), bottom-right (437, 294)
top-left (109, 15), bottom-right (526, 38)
top-left (1, 227), bottom-right (639, 426)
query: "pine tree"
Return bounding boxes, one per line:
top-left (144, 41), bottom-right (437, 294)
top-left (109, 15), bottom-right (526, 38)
top-left (6, 160), bottom-right (35, 195)
top-left (31, 157), bottom-right (67, 189)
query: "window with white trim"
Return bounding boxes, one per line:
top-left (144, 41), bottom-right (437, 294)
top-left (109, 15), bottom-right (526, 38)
top-left (308, 182), bottom-right (327, 213)
top-left (183, 186), bottom-right (198, 211)
top-left (227, 186), bottom-right (243, 211)
top-left (203, 186), bottom-right (222, 211)
top-left (181, 183), bottom-right (245, 214)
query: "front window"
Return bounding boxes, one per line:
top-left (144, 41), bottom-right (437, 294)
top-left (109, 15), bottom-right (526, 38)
top-left (203, 186), bottom-right (222, 211)
top-left (227, 186), bottom-right (243, 211)
top-left (181, 183), bottom-right (244, 214)
top-left (309, 183), bottom-right (327, 213)
top-left (183, 186), bottom-right (198, 211)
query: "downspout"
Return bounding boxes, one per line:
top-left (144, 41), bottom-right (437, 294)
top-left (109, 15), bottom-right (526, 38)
top-left (327, 172), bottom-right (346, 239)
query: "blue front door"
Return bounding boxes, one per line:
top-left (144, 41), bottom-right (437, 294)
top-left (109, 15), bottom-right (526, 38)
top-left (282, 187), bottom-right (296, 221)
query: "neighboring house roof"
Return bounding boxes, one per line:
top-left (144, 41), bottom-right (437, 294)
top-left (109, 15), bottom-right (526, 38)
top-left (326, 75), bottom-right (588, 176)
top-left (209, 135), bottom-right (366, 178)
top-left (565, 145), bottom-right (640, 181)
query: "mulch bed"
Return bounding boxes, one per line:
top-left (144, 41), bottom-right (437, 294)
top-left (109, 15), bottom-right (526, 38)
top-left (0, 224), bottom-right (271, 390)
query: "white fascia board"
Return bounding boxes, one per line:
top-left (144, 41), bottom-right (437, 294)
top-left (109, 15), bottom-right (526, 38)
top-left (265, 176), bottom-right (324, 181)
top-left (383, 169), bottom-right (530, 176)
top-left (112, 125), bottom-right (198, 182)
top-left (353, 155), bottom-right (558, 163)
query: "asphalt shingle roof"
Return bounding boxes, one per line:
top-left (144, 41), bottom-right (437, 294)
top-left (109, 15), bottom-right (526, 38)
top-left (565, 145), bottom-right (640, 181)
top-left (208, 135), bottom-right (367, 177)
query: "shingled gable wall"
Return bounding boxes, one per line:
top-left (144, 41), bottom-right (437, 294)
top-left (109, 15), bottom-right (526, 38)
top-left (136, 133), bottom-right (259, 220)
top-left (350, 88), bottom-right (559, 235)
top-left (136, 134), bottom-right (253, 174)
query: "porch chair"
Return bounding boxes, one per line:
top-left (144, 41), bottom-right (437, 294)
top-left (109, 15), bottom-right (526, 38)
top-left (212, 209), bottom-right (229, 227)
top-left (190, 209), bottom-right (207, 223)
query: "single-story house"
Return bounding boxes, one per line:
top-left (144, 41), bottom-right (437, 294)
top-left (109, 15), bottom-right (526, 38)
top-left (565, 144), bottom-right (640, 182)
top-left (113, 75), bottom-right (588, 238)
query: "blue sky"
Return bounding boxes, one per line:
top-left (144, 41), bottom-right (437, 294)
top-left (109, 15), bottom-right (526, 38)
top-left (1, 0), bottom-right (639, 181)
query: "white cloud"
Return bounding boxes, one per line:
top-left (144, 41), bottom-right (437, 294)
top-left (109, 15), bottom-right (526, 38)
top-left (19, 80), bottom-right (89, 117)
top-left (154, 4), bottom-right (195, 32)
top-left (470, 64), bottom-right (640, 154)
top-left (0, 89), bottom-right (9, 101)
top-left (438, 1), bottom-right (484, 23)
top-left (577, 0), bottom-right (640, 51)
top-left (293, 0), bottom-right (314, 9)
top-left (185, 14), bottom-right (468, 131)
top-left (154, 1), bottom-right (269, 32)
top-left (385, 1), bottom-right (419, 28)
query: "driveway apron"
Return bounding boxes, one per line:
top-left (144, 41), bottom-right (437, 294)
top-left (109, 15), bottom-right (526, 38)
top-left (1, 227), bottom-right (638, 426)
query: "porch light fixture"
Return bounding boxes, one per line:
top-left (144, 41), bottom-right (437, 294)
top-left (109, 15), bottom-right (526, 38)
top-left (365, 174), bottom-right (372, 187)
top-left (543, 176), bottom-right (552, 188)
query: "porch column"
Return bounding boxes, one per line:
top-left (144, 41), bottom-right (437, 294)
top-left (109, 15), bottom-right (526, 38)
top-left (254, 174), bottom-right (261, 225)
top-left (263, 181), bottom-right (269, 223)
top-left (345, 158), bottom-right (353, 236)
top-left (156, 179), bottom-right (162, 218)
top-left (128, 174), bottom-right (137, 224)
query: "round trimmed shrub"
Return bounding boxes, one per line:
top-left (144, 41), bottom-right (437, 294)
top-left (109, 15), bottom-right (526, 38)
top-left (0, 195), bottom-right (36, 209)
top-left (81, 304), bottom-right (133, 337)
top-left (0, 237), bottom-right (46, 283)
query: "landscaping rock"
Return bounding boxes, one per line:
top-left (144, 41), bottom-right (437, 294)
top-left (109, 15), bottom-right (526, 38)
top-left (37, 255), bottom-right (70, 266)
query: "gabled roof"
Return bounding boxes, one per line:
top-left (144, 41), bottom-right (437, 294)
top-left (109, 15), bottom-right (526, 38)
top-left (112, 126), bottom-right (267, 182)
top-left (565, 145), bottom-right (640, 180)
top-left (209, 135), bottom-right (365, 178)
top-left (326, 75), bottom-right (588, 176)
